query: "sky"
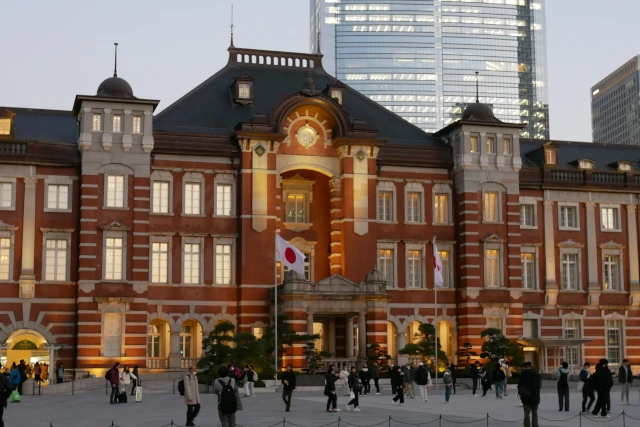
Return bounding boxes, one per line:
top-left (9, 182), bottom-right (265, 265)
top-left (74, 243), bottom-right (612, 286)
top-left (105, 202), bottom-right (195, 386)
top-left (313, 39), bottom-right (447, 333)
top-left (1, 0), bottom-right (638, 143)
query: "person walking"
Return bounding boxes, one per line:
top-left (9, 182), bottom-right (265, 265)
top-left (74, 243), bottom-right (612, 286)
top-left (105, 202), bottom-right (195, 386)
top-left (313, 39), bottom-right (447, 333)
top-left (618, 358), bottom-right (633, 405)
top-left (359, 365), bottom-right (371, 396)
top-left (9, 364), bottom-right (20, 395)
top-left (1, 364), bottom-right (14, 427)
top-left (555, 361), bottom-right (570, 411)
top-left (391, 365), bottom-right (405, 405)
top-left (470, 361), bottom-right (480, 397)
top-left (107, 362), bottom-right (120, 404)
top-left (346, 367), bottom-right (361, 411)
top-left (480, 364), bottom-right (491, 397)
top-left (579, 362), bottom-right (595, 413)
top-left (449, 363), bottom-right (457, 394)
top-left (401, 364), bottom-right (414, 399)
top-left (500, 359), bottom-right (510, 396)
top-left (339, 367), bottom-right (349, 396)
top-left (183, 365), bottom-right (201, 427)
top-left (41, 363), bottom-right (49, 384)
top-left (17, 360), bottom-right (26, 395)
top-left (443, 366), bottom-right (453, 403)
top-left (33, 362), bottom-right (41, 383)
top-left (119, 365), bottom-right (136, 400)
top-left (518, 362), bottom-right (541, 427)
top-left (494, 365), bottom-right (506, 399)
top-left (324, 366), bottom-right (340, 412)
top-left (241, 365), bottom-right (254, 397)
top-left (592, 359), bottom-right (614, 418)
top-left (415, 362), bottom-right (430, 402)
top-left (56, 363), bottom-right (64, 384)
top-left (371, 362), bottom-right (381, 394)
top-left (214, 365), bottom-right (241, 427)
top-left (130, 366), bottom-right (139, 396)
top-left (281, 364), bottom-right (296, 412)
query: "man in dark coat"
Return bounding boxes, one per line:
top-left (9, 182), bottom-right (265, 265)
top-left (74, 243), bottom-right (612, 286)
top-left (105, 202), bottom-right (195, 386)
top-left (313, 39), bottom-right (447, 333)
top-left (281, 364), bottom-right (296, 412)
top-left (470, 361), bottom-right (480, 397)
top-left (391, 365), bottom-right (404, 404)
top-left (618, 358), bottom-right (633, 405)
top-left (592, 359), bottom-right (614, 417)
top-left (518, 362), bottom-right (541, 427)
top-left (449, 363), bottom-right (457, 394)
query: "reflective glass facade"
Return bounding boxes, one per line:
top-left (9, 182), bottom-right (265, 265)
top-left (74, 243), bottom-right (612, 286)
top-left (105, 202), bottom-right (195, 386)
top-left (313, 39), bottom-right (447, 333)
top-left (311, 0), bottom-right (550, 138)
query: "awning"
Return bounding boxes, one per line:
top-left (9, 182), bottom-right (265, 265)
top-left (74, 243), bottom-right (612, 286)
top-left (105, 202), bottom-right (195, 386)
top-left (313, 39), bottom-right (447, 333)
top-left (517, 338), bottom-right (594, 348)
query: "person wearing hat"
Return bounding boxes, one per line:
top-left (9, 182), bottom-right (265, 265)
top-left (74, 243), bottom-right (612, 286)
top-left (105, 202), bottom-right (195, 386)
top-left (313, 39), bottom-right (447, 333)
top-left (415, 362), bottom-right (431, 402)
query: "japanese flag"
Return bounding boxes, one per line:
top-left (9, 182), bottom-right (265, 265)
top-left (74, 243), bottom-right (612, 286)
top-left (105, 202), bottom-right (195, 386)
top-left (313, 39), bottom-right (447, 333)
top-left (275, 234), bottom-right (306, 277)
top-left (433, 237), bottom-right (444, 287)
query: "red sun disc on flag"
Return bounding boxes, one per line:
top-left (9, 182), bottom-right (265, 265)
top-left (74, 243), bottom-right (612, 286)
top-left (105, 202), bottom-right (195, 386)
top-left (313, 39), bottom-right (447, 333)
top-left (285, 247), bottom-right (297, 264)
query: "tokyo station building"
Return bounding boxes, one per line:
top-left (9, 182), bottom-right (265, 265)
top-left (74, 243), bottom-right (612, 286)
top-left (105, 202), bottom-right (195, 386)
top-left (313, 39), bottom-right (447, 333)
top-left (2, 45), bottom-right (640, 375)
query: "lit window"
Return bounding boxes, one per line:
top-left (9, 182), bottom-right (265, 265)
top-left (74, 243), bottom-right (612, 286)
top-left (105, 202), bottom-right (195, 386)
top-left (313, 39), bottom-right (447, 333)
top-left (439, 250), bottom-right (450, 288)
top-left (330, 89), bottom-right (343, 104)
top-left (545, 149), bottom-right (556, 165)
top-left (484, 192), bottom-right (498, 222)
top-left (215, 184), bottom-right (232, 216)
top-left (252, 327), bottom-right (265, 339)
top-left (434, 194), bottom-right (448, 224)
top-left (184, 183), bottom-right (201, 215)
top-left (286, 194), bottom-right (307, 223)
top-left (151, 242), bottom-right (168, 284)
top-left (561, 253), bottom-right (578, 290)
top-left (0, 183), bottom-right (12, 208)
top-left (238, 83), bottom-right (251, 99)
top-left (183, 243), bottom-right (200, 284)
top-left (378, 191), bottom-right (393, 221)
top-left (485, 249), bottom-right (500, 287)
top-left (112, 115), bottom-right (122, 132)
top-left (147, 324), bottom-right (160, 357)
top-left (152, 181), bottom-right (169, 214)
top-left (564, 319), bottom-right (581, 365)
top-left (105, 238), bottom-right (123, 281)
top-left (104, 313), bottom-right (122, 357)
top-left (520, 204), bottom-right (535, 227)
top-left (470, 136), bottom-right (478, 153)
top-left (604, 255), bottom-right (620, 291)
top-left (578, 160), bottom-right (594, 170)
top-left (92, 113), bottom-right (102, 131)
top-left (378, 248), bottom-right (394, 287)
top-left (133, 116), bottom-right (142, 134)
top-left (47, 184), bottom-right (69, 210)
top-left (606, 320), bottom-right (623, 364)
top-left (0, 238), bottom-right (11, 280)
top-left (215, 244), bottom-right (232, 285)
top-left (407, 250), bottom-right (422, 288)
top-left (45, 239), bottom-right (67, 281)
top-left (618, 162), bottom-right (632, 172)
top-left (180, 325), bottom-right (192, 358)
top-left (486, 137), bottom-right (496, 154)
top-left (406, 192), bottom-right (421, 223)
top-left (503, 138), bottom-right (511, 155)
top-left (560, 205), bottom-right (578, 229)
top-left (0, 118), bottom-right (11, 135)
top-left (601, 207), bottom-right (619, 230)
top-left (106, 175), bottom-right (124, 208)
top-left (521, 252), bottom-right (535, 289)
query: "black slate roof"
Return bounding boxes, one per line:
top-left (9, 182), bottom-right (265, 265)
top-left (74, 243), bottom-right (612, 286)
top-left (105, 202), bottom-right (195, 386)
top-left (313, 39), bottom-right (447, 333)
top-left (154, 49), bottom-right (443, 147)
top-left (3, 107), bottom-right (77, 144)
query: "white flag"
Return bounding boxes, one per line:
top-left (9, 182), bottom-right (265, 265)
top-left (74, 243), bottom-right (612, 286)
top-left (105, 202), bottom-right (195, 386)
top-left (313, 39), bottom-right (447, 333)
top-left (433, 237), bottom-right (444, 287)
top-left (275, 234), bottom-right (306, 277)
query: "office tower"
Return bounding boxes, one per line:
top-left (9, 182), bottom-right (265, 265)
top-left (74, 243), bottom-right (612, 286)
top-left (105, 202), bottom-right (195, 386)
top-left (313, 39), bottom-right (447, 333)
top-left (311, 0), bottom-right (550, 138)
top-left (591, 54), bottom-right (640, 145)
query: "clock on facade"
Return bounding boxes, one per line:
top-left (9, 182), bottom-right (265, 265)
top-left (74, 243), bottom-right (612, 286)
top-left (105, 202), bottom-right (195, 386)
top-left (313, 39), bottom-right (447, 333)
top-left (295, 124), bottom-right (319, 148)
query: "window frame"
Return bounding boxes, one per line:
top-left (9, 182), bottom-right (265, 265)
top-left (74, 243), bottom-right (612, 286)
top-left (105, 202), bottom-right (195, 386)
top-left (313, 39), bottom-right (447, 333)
top-left (0, 225), bottom-right (17, 282)
top-left (437, 243), bottom-right (454, 289)
top-left (519, 201), bottom-right (537, 229)
top-left (563, 317), bottom-right (582, 366)
top-left (376, 180), bottom-right (397, 223)
top-left (502, 137), bottom-right (511, 155)
top-left (377, 241), bottom-right (398, 288)
top-left (112, 114), bottom-right (122, 133)
top-left (558, 203), bottom-right (580, 231)
top-left (482, 190), bottom-right (501, 223)
top-left (181, 235), bottom-right (204, 286)
top-left (405, 242), bottom-right (425, 289)
top-left (600, 204), bottom-right (621, 232)
top-left (182, 172), bottom-right (205, 217)
top-left (214, 174), bottom-right (236, 218)
top-left (150, 170), bottom-right (174, 216)
top-left (559, 243), bottom-right (582, 291)
top-left (605, 317), bottom-right (624, 366)
top-left (104, 174), bottom-right (127, 209)
top-left (432, 183), bottom-right (452, 225)
top-left (41, 230), bottom-right (72, 283)
top-left (282, 175), bottom-right (314, 230)
top-left (213, 236), bottom-right (236, 286)
top-left (102, 231), bottom-right (127, 282)
top-left (44, 176), bottom-right (74, 213)
top-left (0, 178), bottom-right (16, 211)
top-left (601, 242), bottom-right (624, 292)
top-left (0, 117), bottom-right (12, 136)
top-left (92, 113), bottom-right (102, 132)
top-left (100, 304), bottom-right (125, 357)
top-left (132, 115), bottom-right (142, 134)
top-left (469, 135), bottom-right (479, 153)
top-left (404, 182), bottom-right (425, 224)
top-left (486, 135), bottom-right (496, 154)
top-left (149, 234), bottom-right (173, 285)
top-left (520, 245), bottom-right (539, 290)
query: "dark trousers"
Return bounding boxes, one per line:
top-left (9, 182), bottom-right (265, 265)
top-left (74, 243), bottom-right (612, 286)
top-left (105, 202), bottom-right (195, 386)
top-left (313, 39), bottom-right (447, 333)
top-left (282, 389), bottom-right (293, 409)
top-left (110, 385), bottom-right (118, 403)
top-left (472, 378), bottom-right (479, 395)
top-left (0, 405), bottom-right (4, 427)
top-left (362, 380), bottom-right (370, 395)
top-left (131, 379), bottom-right (137, 395)
top-left (592, 390), bottom-right (610, 416)
top-left (326, 393), bottom-right (337, 410)
top-left (374, 378), bottom-right (380, 393)
top-left (582, 387), bottom-right (595, 412)
top-left (558, 386), bottom-right (569, 411)
top-left (392, 385), bottom-right (404, 403)
top-left (186, 403), bottom-right (200, 425)
top-left (452, 380), bottom-right (457, 394)
top-left (348, 389), bottom-right (359, 407)
top-left (57, 377), bottom-right (63, 384)
top-left (523, 403), bottom-right (539, 427)
top-left (17, 382), bottom-right (23, 395)
top-left (482, 380), bottom-right (490, 396)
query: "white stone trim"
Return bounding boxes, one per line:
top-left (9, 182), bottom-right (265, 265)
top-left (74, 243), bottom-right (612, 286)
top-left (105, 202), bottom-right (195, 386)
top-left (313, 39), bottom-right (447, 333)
top-left (432, 183), bottom-right (453, 225)
top-left (519, 196), bottom-right (538, 229)
top-left (181, 235), bottom-right (205, 285)
top-left (99, 302), bottom-right (127, 357)
top-left (405, 242), bottom-right (426, 289)
top-left (377, 240), bottom-right (398, 288)
top-left (213, 235), bottom-right (237, 285)
top-left (520, 244), bottom-right (539, 290)
top-left (0, 177), bottom-right (17, 211)
top-left (481, 183), bottom-right (504, 223)
top-left (101, 164), bottom-right (132, 210)
top-left (599, 203), bottom-right (622, 233)
top-left (102, 231), bottom-right (127, 282)
top-left (483, 236), bottom-right (504, 288)
top-left (601, 241), bottom-right (625, 292)
top-left (43, 175), bottom-right (73, 213)
top-left (404, 181), bottom-right (425, 224)
top-left (558, 241), bottom-right (582, 290)
top-left (0, 222), bottom-right (17, 281)
top-left (558, 202), bottom-right (580, 231)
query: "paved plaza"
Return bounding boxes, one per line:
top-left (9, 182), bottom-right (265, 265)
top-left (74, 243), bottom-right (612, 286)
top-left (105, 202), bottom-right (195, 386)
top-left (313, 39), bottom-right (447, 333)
top-left (5, 384), bottom-right (640, 427)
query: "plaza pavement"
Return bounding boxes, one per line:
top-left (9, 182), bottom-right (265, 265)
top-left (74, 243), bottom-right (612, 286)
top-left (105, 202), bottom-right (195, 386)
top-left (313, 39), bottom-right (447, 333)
top-left (5, 383), bottom-right (640, 427)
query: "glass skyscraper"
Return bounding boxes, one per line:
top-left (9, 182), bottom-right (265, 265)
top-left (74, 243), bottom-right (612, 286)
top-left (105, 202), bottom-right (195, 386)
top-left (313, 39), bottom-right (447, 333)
top-left (310, 0), bottom-right (549, 138)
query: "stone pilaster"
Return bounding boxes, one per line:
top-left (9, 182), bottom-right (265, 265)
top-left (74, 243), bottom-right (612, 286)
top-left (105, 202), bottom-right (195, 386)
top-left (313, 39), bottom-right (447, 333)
top-left (627, 205), bottom-right (640, 305)
top-left (19, 177), bottom-right (37, 299)
top-left (543, 200), bottom-right (558, 305)
top-left (358, 312), bottom-right (367, 359)
top-left (585, 202), bottom-right (601, 305)
top-left (329, 178), bottom-right (343, 275)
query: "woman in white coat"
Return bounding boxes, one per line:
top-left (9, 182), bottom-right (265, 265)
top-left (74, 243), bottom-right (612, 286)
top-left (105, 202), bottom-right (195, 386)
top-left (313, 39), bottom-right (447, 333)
top-left (119, 365), bottom-right (137, 395)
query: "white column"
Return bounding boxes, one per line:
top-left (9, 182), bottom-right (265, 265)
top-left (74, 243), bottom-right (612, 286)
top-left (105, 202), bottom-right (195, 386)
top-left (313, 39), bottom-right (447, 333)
top-left (543, 200), bottom-right (558, 305)
top-left (102, 108), bottom-right (113, 150)
top-left (323, 320), bottom-right (329, 352)
top-left (586, 202), bottom-right (601, 305)
top-left (169, 331), bottom-right (181, 369)
top-left (142, 110), bottom-right (154, 152)
top-left (627, 205), bottom-right (640, 288)
top-left (306, 312), bottom-right (314, 336)
top-left (358, 312), bottom-right (367, 359)
top-left (346, 316), bottom-right (354, 358)
top-left (19, 176), bottom-right (37, 299)
top-left (396, 332), bottom-right (407, 366)
top-left (328, 318), bottom-right (336, 356)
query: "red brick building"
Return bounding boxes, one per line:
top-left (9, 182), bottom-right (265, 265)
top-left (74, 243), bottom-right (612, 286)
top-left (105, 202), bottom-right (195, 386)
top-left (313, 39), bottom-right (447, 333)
top-left (1, 46), bottom-right (639, 374)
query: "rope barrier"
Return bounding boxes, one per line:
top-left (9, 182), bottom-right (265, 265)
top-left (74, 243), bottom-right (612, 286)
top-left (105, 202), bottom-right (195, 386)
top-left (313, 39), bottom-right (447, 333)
top-left (438, 417), bottom-right (486, 424)
top-left (486, 415), bottom-right (527, 423)
top-left (388, 418), bottom-right (440, 425)
top-left (577, 413), bottom-right (623, 423)
top-left (285, 420), bottom-right (340, 427)
top-left (335, 419), bottom-right (390, 427)
top-left (538, 414), bottom-right (582, 421)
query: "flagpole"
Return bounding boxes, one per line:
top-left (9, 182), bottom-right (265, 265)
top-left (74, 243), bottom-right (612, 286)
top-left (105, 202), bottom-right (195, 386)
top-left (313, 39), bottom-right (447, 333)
top-left (433, 237), bottom-right (438, 385)
top-left (274, 232), bottom-right (279, 387)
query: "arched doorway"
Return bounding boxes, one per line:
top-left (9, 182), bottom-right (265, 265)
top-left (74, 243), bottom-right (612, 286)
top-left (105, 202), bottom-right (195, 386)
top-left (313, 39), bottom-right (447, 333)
top-left (147, 319), bottom-right (170, 369)
top-left (437, 320), bottom-right (454, 359)
top-left (406, 321), bottom-right (422, 344)
top-left (2, 329), bottom-right (52, 380)
top-left (387, 322), bottom-right (398, 360)
top-left (180, 320), bottom-right (203, 369)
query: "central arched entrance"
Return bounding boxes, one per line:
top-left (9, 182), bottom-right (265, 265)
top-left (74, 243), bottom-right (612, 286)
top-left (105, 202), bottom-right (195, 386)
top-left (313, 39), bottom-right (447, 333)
top-left (2, 329), bottom-right (53, 381)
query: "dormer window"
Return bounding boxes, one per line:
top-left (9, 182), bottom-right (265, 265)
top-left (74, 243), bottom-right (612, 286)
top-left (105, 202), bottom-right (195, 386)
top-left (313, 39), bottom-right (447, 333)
top-left (233, 75), bottom-right (254, 105)
top-left (0, 118), bottom-right (10, 135)
top-left (239, 83), bottom-right (251, 99)
top-left (330, 88), bottom-right (343, 105)
top-left (544, 145), bottom-right (557, 166)
top-left (618, 162), bottom-right (633, 172)
top-left (578, 159), bottom-right (595, 170)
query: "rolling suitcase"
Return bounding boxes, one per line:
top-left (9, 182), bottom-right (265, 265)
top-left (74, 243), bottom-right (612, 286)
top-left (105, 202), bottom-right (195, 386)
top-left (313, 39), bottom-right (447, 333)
top-left (135, 386), bottom-right (142, 403)
top-left (117, 392), bottom-right (127, 403)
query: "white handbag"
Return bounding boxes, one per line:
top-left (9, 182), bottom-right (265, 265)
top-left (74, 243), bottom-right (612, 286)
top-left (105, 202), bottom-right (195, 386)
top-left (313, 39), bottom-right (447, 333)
top-left (349, 391), bottom-right (355, 399)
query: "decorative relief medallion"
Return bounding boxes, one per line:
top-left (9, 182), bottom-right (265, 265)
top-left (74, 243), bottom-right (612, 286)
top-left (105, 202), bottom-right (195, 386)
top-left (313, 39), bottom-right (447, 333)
top-left (295, 124), bottom-right (318, 149)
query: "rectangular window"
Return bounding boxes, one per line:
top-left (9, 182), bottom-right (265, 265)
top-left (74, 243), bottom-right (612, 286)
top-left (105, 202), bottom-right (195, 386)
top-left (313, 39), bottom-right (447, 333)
top-left (92, 113), bottom-right (102, 131)
top-left (484, 192), bottom-right (498, 221)
top-left (606, 320), bottom-right (623, 364)
top-left (487, 317), bottom-right (503, 332)
top-left (132, 116), bottom-right (142, 133)
top-left (105, 238), bottom-right (123, 281)
top-left (520, 204), bottom-right (535, 227)
top-left (283, 252), bottom-right (311, 281)
top-left (545, 149), bottom-right (557, 165)
top-left (561, 253), bottom-right (579, 290)
top-left (564, 319), bottom-right (581, 365)
top-left (151, 242), bottom-right (168, 284)
top-left (485, 249), bottom-right (500, 287)
top-left (147, 333), bottom-right (160, 358)
top-left (470, 136), bottom-right (478, 153)
top-left (378, 248), bottom-right (394, 287)
top-left (181, 326), bottom-right (192, 358)
top-left (104, 313), bottom-right (122, 357)
top-left (434, 194), bottom-right (448, 224)
top-left (486, 137), bottom-right (496, 154)
top-left (407, 249), bottom-right (422, 288)
top-left (378, 191), bottom-right (393, 221)
top-left (0, 238), bottom-right (11, 280)
top-left (604, 255), bottom-right (620, 290)
top-left (183, 243), bottom-right (200, 284)
top-left (106, 175), bottom-right (124, 208)
top-left (252, 327), bottom-right (265, 339)
top-left (406, 192), bottom-right (421, 223)
top-left (522, 319), bottom-right (538, 338)
top-left (330, 89), bottom-right (343, 104)
top-left (238, 83), bottom-right (251, 99)
top-left (286, 194), bottom-right (306, 223)
top-left (152, 181), bottom-right (169, 214)
top-left (439, 250), bottom-right (450, 288)
top-left (560, 205), bottom-right (578, 229)
top-left (47, 184), bottom-right (69, 210)
top-left (503, 138), bottom-right (511, 155)
top-left (216, 184), bottom-right (232, 216)
top-left (45, 239), bottom-right (67, 281)
top-left (0, 118), bottom-right (10, 135)
top-left (215, 244), bottom-right (232, 285)
top-left (521, 252), bottom-right (535, 289)
top-left (184, 183), bottom-right (201, 215)
top-left (0, 182), bottom-right (13, 208)
top-left (112, 115), bottom-right (122, 132)
top-left (601, 207), bottom-right (619, 230)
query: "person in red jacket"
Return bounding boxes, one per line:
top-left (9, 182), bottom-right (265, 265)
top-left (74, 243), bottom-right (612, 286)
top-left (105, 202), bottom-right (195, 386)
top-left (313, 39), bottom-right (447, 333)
top-left (108, 362), bottom-right (120, 404)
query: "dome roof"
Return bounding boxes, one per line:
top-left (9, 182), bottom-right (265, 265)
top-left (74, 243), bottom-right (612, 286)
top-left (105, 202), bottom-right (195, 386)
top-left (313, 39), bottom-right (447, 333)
top-left (366, 267), bottom-right (386, 284)
top-left (97, 76), bottom-right (135, 99)
top-left (461, 102), bottom-right (501, 123)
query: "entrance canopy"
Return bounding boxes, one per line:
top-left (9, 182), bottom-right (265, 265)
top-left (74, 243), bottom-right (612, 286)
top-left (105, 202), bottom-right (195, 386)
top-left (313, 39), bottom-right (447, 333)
top-left (517, 338), bottom-right (595, 374)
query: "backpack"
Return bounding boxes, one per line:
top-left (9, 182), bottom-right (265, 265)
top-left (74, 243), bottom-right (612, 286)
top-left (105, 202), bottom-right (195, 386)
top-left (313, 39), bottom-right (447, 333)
top-left (178, 380), bottom-right (185, 396)
top-left (443, 371), bottom-right (452, 385)
top-left (104, 370), bottom-right (110, 381)
top-left (558, 371), bottom-right (568, 387)
top-left (218, 379), bottom-right (238, 414)
top-left (252, 371), bottom-right (259, 382)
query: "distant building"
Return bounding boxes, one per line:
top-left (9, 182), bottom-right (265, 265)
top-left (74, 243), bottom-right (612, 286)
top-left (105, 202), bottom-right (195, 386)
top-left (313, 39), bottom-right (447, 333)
top-left (591, 54), bottom-right (640, 145)
top-left (311, 0), bottom-right (550, 139)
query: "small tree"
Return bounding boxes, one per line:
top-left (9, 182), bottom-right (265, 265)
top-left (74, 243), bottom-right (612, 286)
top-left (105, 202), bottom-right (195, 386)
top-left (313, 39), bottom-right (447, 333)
top-left (368, 343), bottom-right (392, 371)
top-left (304, 341), bottom-right (331, 374)
top-left (262, 314), bottom-right (319, 373)
top-left (456, 342), bottom-right (478, 368)
top-left (479, 328), bottom-right (523, 369)
top-left (399, 323), bottom-right (448, 371)
top-left (197, 321), bottom-right (236, 375)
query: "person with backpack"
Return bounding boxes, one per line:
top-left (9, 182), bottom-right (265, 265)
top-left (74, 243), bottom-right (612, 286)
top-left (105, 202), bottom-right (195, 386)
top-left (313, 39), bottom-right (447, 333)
top-left (401, 364), bottom-right (414, 399)
top-left (443, 366), bottom-right (453, 403)
top-left (214, 365), bottom-right (242, 427)
top-left (324, 366), bottom-right (340, 412)
top-left (281, 364), bottom-right (296, 412)
top-left (359, 365), bottom-right (370, 396)
top-left (106, 362), bottom-right (120, 404)
top-left (618, 358), bottom-right (633, 405)
top-left (448, 363), bottom-right (457, 394)
top-left (371, 362), bottom-right (381, 395)
top-left (415, 362), bottom-right (430, 402)
top-left (183, 365), bottom-right (200, 427)
top-left (470, 361), bottom-right (480, 397)
top-left (580, 362), bottom-right (595, 413)
top-left (241, 365), bottom-right (256, 398)
top-left (555, 361), bottom-right (570, 411)
top-left (494, 365), bottom-right (506, 399)
top-left (518, 362), bottom-right (541, 427)
top-left (346, 367), bottom-right (361, 411)
top-left (592, 359), bottom-right (614, 418)
top-left (1, 363), bottom-right (14, 427)
top-left (9, 365), bottom-right (20, 393)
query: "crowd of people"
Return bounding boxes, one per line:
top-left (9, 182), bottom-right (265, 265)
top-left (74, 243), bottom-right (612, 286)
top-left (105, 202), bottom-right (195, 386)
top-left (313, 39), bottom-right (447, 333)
top-left (1, 359), bottom-right (66, 393)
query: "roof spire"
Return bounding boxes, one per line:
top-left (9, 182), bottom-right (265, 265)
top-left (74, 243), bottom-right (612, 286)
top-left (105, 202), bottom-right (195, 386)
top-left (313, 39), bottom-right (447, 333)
top-left (475, 71), bottom-right (479, 103)
top-left (113, 43), bottom-right (119, 78)
top-left (316, 12), bottom-right (321, 54)
top-left (230, 5), bottom-right (235, 47)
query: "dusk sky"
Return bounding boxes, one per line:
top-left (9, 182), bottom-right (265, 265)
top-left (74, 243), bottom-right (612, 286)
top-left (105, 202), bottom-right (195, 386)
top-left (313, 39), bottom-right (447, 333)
top-left (2, 0), bottom-right (638, 142)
